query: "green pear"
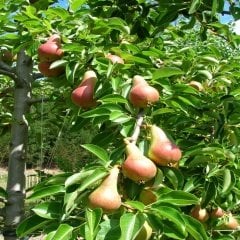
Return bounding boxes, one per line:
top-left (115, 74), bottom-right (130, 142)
top-left (88, 165), bottom-right (121, 212)
top-left (122, 142), bottom-right (157, 182)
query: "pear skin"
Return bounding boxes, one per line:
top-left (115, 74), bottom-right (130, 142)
top-left (88, 165), bottom-right (121, 212)
top-left (148, 125), bottom-right (182, 166)
top-left (129, 75), bottom-right (159, 108)
top-left (122, 143), bottom-right (157, 182)
top-left (38, 34), bottom-right (63, 62)
top-left (71, 70), bottom-right (97, 108)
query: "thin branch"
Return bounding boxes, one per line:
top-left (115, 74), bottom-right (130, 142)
top-left (0, 60), bottom-right (14, 72)
top-left (126, 109), bottom-right (145, 144)
top-left (28, 97), bottom-right (51, 105)
top-left (33, 72), bottom-right (44, 80)
top-left (0, 70), bottom-right (17, 81)
top-left (0, 60), bottom-right (17, 80)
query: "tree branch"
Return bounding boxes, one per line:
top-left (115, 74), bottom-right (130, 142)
top-left (28, 97), bottom-right (50, 105)
top-left (0, 60), bottom-right (17, 81)
top-left (33, 72), bottom-right (44, 80)
top-left (15, 49), bottom-right (33, 87)
top-left (126, 109), bottom-right (145, 144)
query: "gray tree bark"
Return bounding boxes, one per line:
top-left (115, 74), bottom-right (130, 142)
top-left (2, 49), bottom-right (33, 240)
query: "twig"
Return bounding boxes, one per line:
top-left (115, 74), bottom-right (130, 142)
top-left (27, 97), bottom-right (50, 105)
top-left (126, 109), bottom-right (145, 144)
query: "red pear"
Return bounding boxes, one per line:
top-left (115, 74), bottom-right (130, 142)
top-left (190, 205), bottom-right (209, 223)
top-left (71, 70), bottom-right (97, 108)
top-left (122, 142), bottom-right (157, 182)
top-left (38, 61), bottom-right (64, 77)
top-left (129, 75), bottom-right (159, 108)
top-left (38, 34), bottom-right (64, 62)
top-left (210, 207), bottom-right (225, 218)
top-left (106, 53), bottom-right (124, 64)
top-left (148, 125), bottom-right (182, 166)
top-left (88, 165), bottom-right (121, 212)
top-left (222, 214), bottom-right (239, 230)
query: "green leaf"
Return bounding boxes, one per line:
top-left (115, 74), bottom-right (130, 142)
top-left (32, 202), bottom-right (62, 219)
top-left (154, 191), bottom-right (199, 206)
top-left (124, 200), bottom-right (145, 212)
top-left (96, 219), bottom-right (121, 240)
top-left (70, 0), bottom-right (87, 11)
top-left (99, 94), bottom-right (128, 104)
top-left (182, 214), bottom-right (208, 240)
top-left (120, 213), bottom-right (145, 240)
top-left (85, 208), bottom-right (103, 240)
top-left (78, 167), bottom-right (109, 192)
top-left (150, 205), bottom-right (186, 236)
top-left (28, 185), bottom-right (65, 200)
top-left (107, 17), bottom-right (130, 34)
top-left (163, 167), bottom-right (184, 190)
top-left (16, 215), bottom-right (51, 238)
top-left (0, 187), bottom-right (7, 199)
top-left (221, 169), bottom-right (235, 195)
top-left (197, 70), bottom-right (213, 80)
top-left (153, 67), bottom-right (184, 79)
top-left (79, 108), bottom-right (111, 118)
top-left (189, 0), bottom-right (202, 14)
top-left (65, 169), bottom-right (95, 188)
top-left (201, 181), bottom-right (217, 208)
top-left (48, 224), bottom-right (73, 240)
top-left (64, 189), bottom-right (88, 215)
top-left (81, 144), bottom-right (110, 163)
top-left (49, 60), bottom-right (67, 69)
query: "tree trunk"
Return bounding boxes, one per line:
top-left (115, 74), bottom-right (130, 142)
top-left (3, 50), bottom-right (33, 240)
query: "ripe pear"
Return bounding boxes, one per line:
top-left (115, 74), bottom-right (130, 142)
top-left (71, 70), bottom-right (97, 108)
top-left (129, 75), bottom-right (159, 108)
top-left (38, 34), bottom-right (64, 62)
top-left (148, 125), bottom-right (182, 166)
top-left (88, 165), bottom-right (121, 212)
top-left (106, 53), bottom-right (124, 64)
top-left (135, 221), bottom-right (152, 240)
top-left (122, 142), bottom-right (157, 182)
top-left (190, 205), bottom-right (209, 223)
top-left (222, 214), bottom-right (239, 230)
top-left (210, 207), bottom-right (225, 218)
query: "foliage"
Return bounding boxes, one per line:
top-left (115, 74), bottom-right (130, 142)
top-left (1, 0), bottom-right (240, 239)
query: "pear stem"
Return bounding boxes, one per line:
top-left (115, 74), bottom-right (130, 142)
top-left (125, 109), bottom-right (145, 144)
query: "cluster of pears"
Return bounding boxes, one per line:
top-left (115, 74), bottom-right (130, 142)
top-left (70, 53), bottom-right (124, 108)
top-left (71, 72), bottom-right (160, 110)
top-left (122, 125), bottom-right (182, 182)
top-left (88, 125), bottom-right (182, 211)
top-left (190, 205), bottom-right (239, 230)
top-left (38, 34), bottom-right (64, 77)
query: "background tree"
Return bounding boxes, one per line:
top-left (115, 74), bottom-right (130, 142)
top-left (0, 0), bottom-right (240, 239)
